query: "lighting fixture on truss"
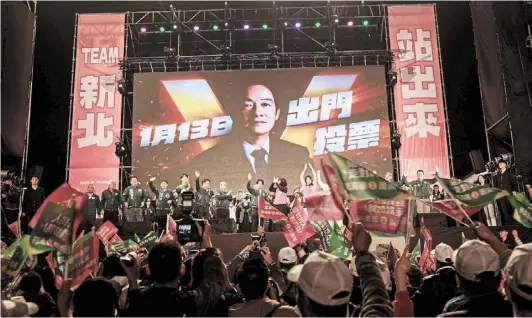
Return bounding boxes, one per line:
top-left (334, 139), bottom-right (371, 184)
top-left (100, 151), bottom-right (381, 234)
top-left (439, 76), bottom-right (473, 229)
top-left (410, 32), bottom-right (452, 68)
top-left (391, 132), bottom-right (402, 150)
top-left (164, 47), bottom-right (177, 59)
top-left (117, 78), bottom-right (126, 95)
top-left (325, 41), bottom-right (337, 56)
top-left (268, 44), bottom-right (280, 59)
top-left (388, 70), bottom-right (398, 87)
top-left (219, 45), bottom-right (232, 60)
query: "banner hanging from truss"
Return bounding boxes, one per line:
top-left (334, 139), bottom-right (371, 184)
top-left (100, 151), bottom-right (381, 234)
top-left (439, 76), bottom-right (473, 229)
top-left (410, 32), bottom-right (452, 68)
top-left (388, 5), bottom-right (451, 179)
top-left (68, 14), bottom-right (125, 194)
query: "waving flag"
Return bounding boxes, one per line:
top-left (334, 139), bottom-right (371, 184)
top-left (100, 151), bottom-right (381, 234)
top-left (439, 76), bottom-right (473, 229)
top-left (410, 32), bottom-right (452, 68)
top-left (327, 222), bottom-right (352, 259)
top-left (508, 193), bottom-right (532, 228)
top-left (258, 197), bottom-right (287, 220)
top-left (283, 200), bottom-right (315, 247)
top-left (436, 176), bottom-right (508, 207)
top-left (166, 214), bottom-right (177, 234)
top-left (419, 199), bottom-right (479, 222)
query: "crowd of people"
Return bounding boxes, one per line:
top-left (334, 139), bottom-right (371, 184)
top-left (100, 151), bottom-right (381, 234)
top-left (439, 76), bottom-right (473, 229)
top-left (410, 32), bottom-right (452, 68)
top-left (2, 219), bottom-right (531, 317)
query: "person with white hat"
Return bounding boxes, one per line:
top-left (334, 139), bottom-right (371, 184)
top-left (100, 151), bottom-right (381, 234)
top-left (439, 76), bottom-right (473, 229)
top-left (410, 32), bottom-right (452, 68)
top-left (412, 242), bottom-right (457, 317)
top-left (276, 247), bottom-right (299, 306)
top-left (1, 296), bottom-right (39, 317)
top-left (440, 239), bottom-right (513, 317)
top-left (503, 243), bottom-right (532, 317)
top-left (288, 223), bottom-right (393, 317)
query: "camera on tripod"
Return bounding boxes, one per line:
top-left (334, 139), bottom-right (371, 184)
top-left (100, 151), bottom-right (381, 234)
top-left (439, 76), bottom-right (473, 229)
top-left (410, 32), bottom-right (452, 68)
top-left (176, 191), bottom-right (205, 244)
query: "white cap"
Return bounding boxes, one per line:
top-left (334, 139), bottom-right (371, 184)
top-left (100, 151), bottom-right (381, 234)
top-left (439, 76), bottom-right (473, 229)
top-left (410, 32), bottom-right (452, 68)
top-left (435, 243), bottom-right (453, 263)
top-left (504, 243), bottom-right (532, 301)
top-left (278, 247), bottom-right (297, 265)
top-left (453, 240), bottom-right (500, 282)
top-left (288, 251), bottom-right (353, 306)
top-left (2, 296), bottom-right (39, 316)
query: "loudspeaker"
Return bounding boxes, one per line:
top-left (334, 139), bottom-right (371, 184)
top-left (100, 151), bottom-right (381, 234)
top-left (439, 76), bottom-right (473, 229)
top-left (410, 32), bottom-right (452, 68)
top-left (26, 165), bottom-right (43, 183)
top-left (418, 213), bottom-right (449, 227)
top-left (121, 221), bottom-right (152, 239)
top-left (469, 150), bottom-right (486, 173)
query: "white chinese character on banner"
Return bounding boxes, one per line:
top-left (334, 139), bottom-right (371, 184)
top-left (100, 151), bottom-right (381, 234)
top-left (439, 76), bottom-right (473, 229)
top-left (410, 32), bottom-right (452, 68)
top-left (347, 119), bottom-right (380, 150)
top-left (415, 29), bottom-right (433, 61)
top-left (97, 75), bottom-right (116, 108)
top-left (286, 97), bottom-right (320, 126)
top-left (320, 92), bottom-right (352, 121)
top-left (77, 112), bottom-right (114, 148)
top-left (314, 125), bottom-right (346, 156)
top-left (400, 66), bottom-right (437, 99)
top-left (403, 103), bottom-right (440, 138)
top-left (397, 29), bottom-right (414, 62)
top-left (80, 76), bottom-right (99, 109)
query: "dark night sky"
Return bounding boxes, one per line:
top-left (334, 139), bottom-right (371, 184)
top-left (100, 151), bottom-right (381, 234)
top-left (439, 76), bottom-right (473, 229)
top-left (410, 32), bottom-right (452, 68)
top-left (28, 1), bottom-right (486, 193)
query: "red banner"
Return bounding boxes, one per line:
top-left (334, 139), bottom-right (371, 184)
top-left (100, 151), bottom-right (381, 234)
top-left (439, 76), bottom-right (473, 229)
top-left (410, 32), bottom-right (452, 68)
top-left (418, 217), bottom-right (433, 274)
top-left (283, 200), bottom-right (316, 247)
top-left (388, 5), bottom-right (450, 179)
top-left (68, 14), bottom-right (125, 195)
top-left (95, 220), bottom-right (119, 245)
top-left (258, 197), bottom-right (288, 220)
top-left (420, 199), bottom-right (479, 222)
top-left (350, 199), bottom-right (409, 234)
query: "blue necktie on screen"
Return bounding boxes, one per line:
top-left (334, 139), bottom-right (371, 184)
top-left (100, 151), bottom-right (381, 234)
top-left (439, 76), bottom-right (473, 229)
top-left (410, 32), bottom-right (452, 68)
top-left (251, 148), bottom-right (268, 182)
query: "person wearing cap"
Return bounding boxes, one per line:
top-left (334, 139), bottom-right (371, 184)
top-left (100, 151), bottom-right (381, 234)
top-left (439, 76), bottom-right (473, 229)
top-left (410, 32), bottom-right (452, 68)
top-left (17, 271), bottom-right (57, 317)
top-left (503, 243), bottom-right (532, 317)
top-left (1, 296), bottom-right (39, 317)
top-left (493, 159), bottom-right (517, 225)
top-left (412, 242), bottom-right (458, 317)
top-left (440, 239), bottom-right (513, 317)
top-left (230, 257), bottom-right (298, 317)
top-left (288, 223), bottom-right (393, 317)
top-left (276, 247), bottom-right (299, 306)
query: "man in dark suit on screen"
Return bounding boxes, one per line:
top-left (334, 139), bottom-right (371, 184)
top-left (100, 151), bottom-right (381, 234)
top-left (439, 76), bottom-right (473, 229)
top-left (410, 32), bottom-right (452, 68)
top-left (189, 84), bottom-right (311, 191)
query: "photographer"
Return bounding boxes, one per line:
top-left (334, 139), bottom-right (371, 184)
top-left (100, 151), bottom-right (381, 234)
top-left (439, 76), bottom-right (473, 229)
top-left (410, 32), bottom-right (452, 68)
top-left (236, 194), bottom-right (254, 233)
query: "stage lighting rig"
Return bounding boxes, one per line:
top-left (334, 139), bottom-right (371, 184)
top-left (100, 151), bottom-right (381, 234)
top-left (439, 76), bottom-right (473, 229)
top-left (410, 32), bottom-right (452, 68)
top-left (164, 47), bottom-right (177, 59)
top-left (117, 78), bottom-right (126, 95)
top-left (391, 132), bottom-right (402, 150)
top-left (219, 45), bottom-right (232, 60)
top-left (325, 41), bottom-right (337, 56)
top-left (115, 139), bottom-right (128, 158)
top-left (268, 44), bottom-right (280, 59)
top-left (388, 70), bottom-right (398, 87)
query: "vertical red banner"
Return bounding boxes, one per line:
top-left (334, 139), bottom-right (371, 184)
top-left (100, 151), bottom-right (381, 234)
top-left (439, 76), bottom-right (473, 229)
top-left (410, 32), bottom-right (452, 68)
top-left (388, 5), bottom-right (450, 179)
top-left (68, 14), bottom-right (125, 195)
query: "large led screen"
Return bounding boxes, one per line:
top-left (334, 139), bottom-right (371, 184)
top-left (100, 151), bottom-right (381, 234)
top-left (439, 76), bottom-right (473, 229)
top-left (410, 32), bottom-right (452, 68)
top-left (132, 67), bottom-right (392, 191)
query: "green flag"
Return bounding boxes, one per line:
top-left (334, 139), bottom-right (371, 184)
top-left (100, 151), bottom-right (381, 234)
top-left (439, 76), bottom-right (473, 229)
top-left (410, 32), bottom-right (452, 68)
top-left (436, 176), bottom-right (508, 207)
top-left (329, 153), bottom-right (413, 201)
top-left (410, 239), bottom-right (421, 267)
top-left (31, 201), bottom-right (79, 255)
top-left (327, 222), bottom-right (352, 259)
top-left (138, 231), bottom-right (158, 249)
top-left (311, 220), bottom-right (333, 251)
top-left (508, 193), bottom-right (532, 228)
top-left (124, 239), bottom-right (141, 253)
top-left (6, 235), bottom-right (31, 277)
top-left (133, 233), bottom-right (141, 243)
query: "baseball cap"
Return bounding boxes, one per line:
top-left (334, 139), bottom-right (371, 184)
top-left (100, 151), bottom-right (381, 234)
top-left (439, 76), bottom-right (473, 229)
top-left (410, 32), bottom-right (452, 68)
top-left (2, 296), bottom-right (39, 316)
top-left (452, 240), bottom-right (500, 282)
top-left (288, 250), bottom-right (352, 306)
top-left (504, 243), bottom-right (532, 301)
top-left (278, 247), bottom-right (297, 265)
top-left (435, 243), bottom-right (453, 263)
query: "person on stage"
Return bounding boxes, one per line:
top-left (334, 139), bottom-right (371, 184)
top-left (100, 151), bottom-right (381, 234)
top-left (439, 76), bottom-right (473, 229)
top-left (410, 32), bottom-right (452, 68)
top-left (194, 171), bottom-right (214, 220)
top-left (214, 181), bottom-right (232, 219)
top-left (173, 173), bottom-right (191, 218)
top-left (123, 176), bottom-right (148, 222)
top-left (269, 177), bottom-right (289, 232)
top-left (236, 193), bottom-right (253, 233)
top-left (101, 180), bottom-right (123, 228)
top-left (246, 173), bottom-right (268, 230)
top-left (493, 159), bottom-right (517, 225)
top-left (21, 176), bottom-right (46, 234)
top-left (299, 163), bottom-right (319, 198)
top-left (475, 174), bottom-right (499, 226)
top-left (82, 184), bottom-right (100, 233)
top-left (408, 170), bottom-right (437, 214)
top-left (148, 177), bottom-right (174, 231)
top-left (187, 84), bottom-right (312, 190)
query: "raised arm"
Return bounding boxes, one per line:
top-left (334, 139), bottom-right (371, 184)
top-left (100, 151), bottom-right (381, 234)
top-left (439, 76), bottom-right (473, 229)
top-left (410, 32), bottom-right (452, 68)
top-left (148, 178), bottom-right (159, 197)
top-left (308, 162), bottom-right (318, 186)
top-left (316, 170), bottom-right (329, 191)
top-left (300, 163), bottom-right (307, 188)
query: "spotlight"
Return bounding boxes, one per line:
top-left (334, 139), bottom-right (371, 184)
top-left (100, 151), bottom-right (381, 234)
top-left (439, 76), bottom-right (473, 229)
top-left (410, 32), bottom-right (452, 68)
top-left (164, 47), bottom-right (177, 59)
top-left (212, 24), bottom-right (219, 30)
top-left (363, 20), bottom-right (369, 27)
top-left (117, 78), bottom-right (126, 95)
top-left (347, 21), bottom-right (354, 26)
top-left (262, 23), bottom-right (268, 30)
top-left (159, 26), bottom-right (165, 32)
top-left (225, 22), bottom-right (229, 27)
top-left (173, 24), bottom-right (178, 29)
top-left (391, 133), bottom-right (402, 151)
top-left (284, 21), bottom-right (288, 27)
top-left (140, 27), bottom-right (147, 33)
top-left (333, 15), bottom-right (339, 24)
top-left (268, 44), bottom-right (280, 59)
top-left (193, 25), bottom-right (199, 31)
top-left (315, 21), bottom-right (321, 27)
top-left (219, 45), bottom-right (232, 60)
top-left (334, 18), bottom-right (339, 23)
top-left (115, 140), bottom-right (128, 158)
top-left (243, 24), bottom-right (250, 29)
top-left (388, 70), bottom-right (398, 87)
top-left (295, 22), bottom-right (301, 28)
top-left (325, 41), bottom-right (337, 55)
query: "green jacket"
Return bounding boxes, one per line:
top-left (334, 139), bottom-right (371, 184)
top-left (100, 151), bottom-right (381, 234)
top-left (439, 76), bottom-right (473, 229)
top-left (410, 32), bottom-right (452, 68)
top-left (123, 186), bottom-right (148, 208)
top-left (84, 193), bottom-right (101, 216)
top-left (101, 189), bottom-right (123, 211)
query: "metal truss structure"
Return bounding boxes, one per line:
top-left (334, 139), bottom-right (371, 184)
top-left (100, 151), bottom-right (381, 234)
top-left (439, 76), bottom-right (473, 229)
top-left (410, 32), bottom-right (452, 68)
top-left (20, 0), bottom-right (38, 181)
top-left (114, 2), bottom-right (402, 188)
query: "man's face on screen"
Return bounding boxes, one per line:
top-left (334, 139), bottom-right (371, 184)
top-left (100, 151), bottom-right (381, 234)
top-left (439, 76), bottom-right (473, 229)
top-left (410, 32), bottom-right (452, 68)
top-left (242, 85), bottom-right (280, 136)
top-left (220, 182), bottom-right (227, 191)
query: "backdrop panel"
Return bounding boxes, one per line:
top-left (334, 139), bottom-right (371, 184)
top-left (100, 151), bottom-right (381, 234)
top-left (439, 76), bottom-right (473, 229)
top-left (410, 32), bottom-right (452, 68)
top-left (68, 14), bottom-right (125, 195)
top-left (132, 67), bottom-right (392, 191)
top-left (388, 5), bottom-right (451, 179)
